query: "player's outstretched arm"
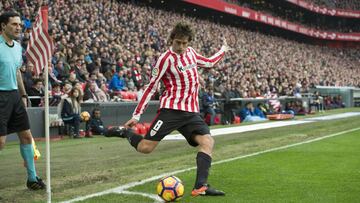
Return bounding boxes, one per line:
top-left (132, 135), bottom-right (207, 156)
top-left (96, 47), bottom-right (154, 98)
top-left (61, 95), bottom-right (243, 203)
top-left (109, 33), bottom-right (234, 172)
top-left (192, 37), bottom-right (231, 68)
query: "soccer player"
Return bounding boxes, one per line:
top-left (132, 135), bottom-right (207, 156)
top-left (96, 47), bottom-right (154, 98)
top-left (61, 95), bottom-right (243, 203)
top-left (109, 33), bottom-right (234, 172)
top-left (0, 11), bottom-right (46, 190)
top-left (108, 22), bottom-right (230, 196)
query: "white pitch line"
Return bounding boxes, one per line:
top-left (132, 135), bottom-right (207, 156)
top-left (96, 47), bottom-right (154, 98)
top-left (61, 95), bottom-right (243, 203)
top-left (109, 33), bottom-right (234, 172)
top-left (62, 113), bottom-right (360, 203)
top-left (117, 190), bottom-right (163, 202)
top-left (117, 125), bottom-right (360, 203)
top-left (61, 166), bottom-right (197, 203)
top-left (163, 120), bottom-right (312, 140)
top-left (62, 124), bottom-right (360, 203)
top-left (163, 112), bottom-right (360, 140)
top-left (304, 112), bottom-right (360, 121)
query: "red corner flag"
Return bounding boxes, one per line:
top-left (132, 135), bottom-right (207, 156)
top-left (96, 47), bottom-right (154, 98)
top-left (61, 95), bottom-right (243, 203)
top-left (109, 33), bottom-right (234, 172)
top-left (25, 6), bottom-right (54, 75)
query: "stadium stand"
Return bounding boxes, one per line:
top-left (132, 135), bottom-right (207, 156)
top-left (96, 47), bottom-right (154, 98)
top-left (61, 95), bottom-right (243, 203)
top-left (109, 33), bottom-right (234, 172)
top-left (224, 0), bottom-right (360, 32)
top-left (304, 0), bottom-right (360, 11)
top-left (226, 0), bottom-right (360, 11)
top-left (2, 0), bottom-right (359, 110)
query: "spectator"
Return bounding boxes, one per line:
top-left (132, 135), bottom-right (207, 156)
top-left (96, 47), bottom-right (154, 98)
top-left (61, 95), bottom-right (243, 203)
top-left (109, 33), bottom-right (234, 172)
top-left (20, 63), bottom-right (34, 92)
top-left (83, 82), bottom-right (99, 102)
top-left (239, 102), bottom-right (267, 122)
top-left (97, 83), bottom-right (111, 102)
top-left (72, 59), bottom-right (86, 83)
top-left (222, 84), bottom-right (237, 124)
top-left (314, 91), bottom-right (323, 112)
top-left (62, 81), bottom-right (72, 98)
top-left (108, 70), bottom-right (126, 92)
top-left (132, 64), bottom-right (144, 89)
top-left (54, 60), bottom-right (69, 81)
top-left (60, 87), bottom-right (82, 138)
top-left (202, 88), bottom-right (220, 126)
top-left (86, 108), bottom-right (107, 136)
top-left (27, 79), bottom-right (44, 107)
top-left (49, 83), bottom-right (63, 106)
top-left (48, 63), bottom-right (62, 88)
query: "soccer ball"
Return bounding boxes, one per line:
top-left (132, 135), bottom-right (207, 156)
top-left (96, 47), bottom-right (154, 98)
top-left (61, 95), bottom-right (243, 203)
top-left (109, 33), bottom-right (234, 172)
top-left (80, 111), bottom-right (90, 121)
top-left (157, 176), bottom-right (184, 202)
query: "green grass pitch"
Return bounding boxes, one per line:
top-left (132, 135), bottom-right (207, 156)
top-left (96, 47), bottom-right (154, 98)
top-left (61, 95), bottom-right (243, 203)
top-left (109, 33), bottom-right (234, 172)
top-left (128, 128), bottom-right (360, 203)
top-left (0, 108), bottom-right (359, 202)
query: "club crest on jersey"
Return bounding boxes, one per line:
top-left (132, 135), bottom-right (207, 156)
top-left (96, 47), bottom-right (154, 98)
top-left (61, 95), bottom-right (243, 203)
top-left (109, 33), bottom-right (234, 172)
top-left (177, 64), bottom-right (196, 72)
top-left (152, 68), bottom-right (159, 77)
top-left (150, 120), bottom-right (163, 136)
top-left (150, 129), bottom-right (157, 137)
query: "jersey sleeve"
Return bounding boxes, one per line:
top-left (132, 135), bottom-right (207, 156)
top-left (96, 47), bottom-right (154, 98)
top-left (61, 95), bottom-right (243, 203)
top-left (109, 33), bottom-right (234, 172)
top-left (190, 46), bottom-right (226, 68)
top-left (132, 51), bottom-right (171, 121)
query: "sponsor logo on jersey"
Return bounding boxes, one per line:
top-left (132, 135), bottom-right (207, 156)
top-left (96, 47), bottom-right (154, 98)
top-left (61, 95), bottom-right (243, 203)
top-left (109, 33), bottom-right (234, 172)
top-left (177, 64), bottom-right (196, 72)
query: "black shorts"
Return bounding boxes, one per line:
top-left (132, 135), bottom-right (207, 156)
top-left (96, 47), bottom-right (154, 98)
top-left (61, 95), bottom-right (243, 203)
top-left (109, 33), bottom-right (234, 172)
top-left (0, 90), bottom-right (30, 135)
top-left (144, 108), bottom-right (210, 147)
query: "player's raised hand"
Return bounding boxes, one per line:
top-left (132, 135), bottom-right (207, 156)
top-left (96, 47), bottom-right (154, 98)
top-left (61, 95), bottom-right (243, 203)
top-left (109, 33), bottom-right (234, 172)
top-left (124, 118), bottom-right (138, 129)
top-left (222, 38), bottom-right (232, 52)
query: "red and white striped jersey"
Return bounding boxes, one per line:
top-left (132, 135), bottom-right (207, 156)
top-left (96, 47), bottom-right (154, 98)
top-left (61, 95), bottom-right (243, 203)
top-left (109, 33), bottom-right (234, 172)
top-left (133, 46), bottom-right (226, 120)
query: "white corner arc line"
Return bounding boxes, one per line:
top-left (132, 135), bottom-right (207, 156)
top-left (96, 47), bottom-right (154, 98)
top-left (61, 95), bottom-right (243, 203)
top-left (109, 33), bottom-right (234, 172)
top-left (118, 190), bottom-right (163, 202)
top-left (62, 126), bottom-right (360, 203)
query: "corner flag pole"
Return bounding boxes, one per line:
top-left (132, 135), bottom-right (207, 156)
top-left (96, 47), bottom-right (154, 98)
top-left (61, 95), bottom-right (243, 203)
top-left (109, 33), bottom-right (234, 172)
top-left (44, 55), bottom-right (51, 203)
top-left (26, 6), bottom-right (53, 202)
top-left (41, 6), bottom-right (52, 203)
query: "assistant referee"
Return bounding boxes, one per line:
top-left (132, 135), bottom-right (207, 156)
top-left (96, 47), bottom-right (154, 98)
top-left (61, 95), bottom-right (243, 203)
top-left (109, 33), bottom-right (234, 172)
top-left (0, 11), bottom-right (45, 190)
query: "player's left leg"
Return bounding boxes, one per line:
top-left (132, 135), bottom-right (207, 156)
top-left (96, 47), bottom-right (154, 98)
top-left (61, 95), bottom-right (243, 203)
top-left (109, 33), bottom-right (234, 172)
top-left (179, 114), bottom-right (225, 197)
top-left (191, 134), bottom-right (224, 196)
top-left (193, 134), bottom-right (214, 187)
top-left (18, 130), bottom-right (46, 190)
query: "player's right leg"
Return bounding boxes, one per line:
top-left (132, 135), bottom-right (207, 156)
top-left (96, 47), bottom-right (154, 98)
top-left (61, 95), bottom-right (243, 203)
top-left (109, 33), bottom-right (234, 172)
top-left (105, 127), bottom-right (158, 153)
top-left (136, 139), bottom-right (159, 154)
top-left (106, 109), bottom-right (185, 153)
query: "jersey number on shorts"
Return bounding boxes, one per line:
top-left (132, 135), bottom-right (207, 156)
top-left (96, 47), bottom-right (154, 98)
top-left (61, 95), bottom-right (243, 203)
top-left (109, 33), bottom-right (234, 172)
top-left (150, 120), bottom-right (163, 136)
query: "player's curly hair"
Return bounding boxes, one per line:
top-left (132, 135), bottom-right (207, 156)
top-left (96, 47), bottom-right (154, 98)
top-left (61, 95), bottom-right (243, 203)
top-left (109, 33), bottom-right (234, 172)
top-left (168, 22), bottom-right (194, 44)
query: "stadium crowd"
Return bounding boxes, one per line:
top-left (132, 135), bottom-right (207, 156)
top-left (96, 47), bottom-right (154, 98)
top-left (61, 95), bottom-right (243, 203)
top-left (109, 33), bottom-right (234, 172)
top-left (226, 0), bottom-right (360, 11)
top-left (304, 0), bottom-right (360, 11)
top-left (225, 0), bottom-right (360, 32)
top-left (1, 0), bottom-right (360, 109)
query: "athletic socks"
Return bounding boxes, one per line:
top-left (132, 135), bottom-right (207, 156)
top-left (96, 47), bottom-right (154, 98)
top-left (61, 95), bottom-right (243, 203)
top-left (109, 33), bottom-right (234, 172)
top-left (126, 130), bottom-right (143, 150)
top-left (20, 144), bottom-right (37, 182)
top-left (194, 152), bottom-right (212, 189)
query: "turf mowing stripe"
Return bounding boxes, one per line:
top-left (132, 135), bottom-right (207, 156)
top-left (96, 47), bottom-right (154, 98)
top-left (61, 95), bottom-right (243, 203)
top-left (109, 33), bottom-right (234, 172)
top-left (62, 126), bottom-right (360, 203)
